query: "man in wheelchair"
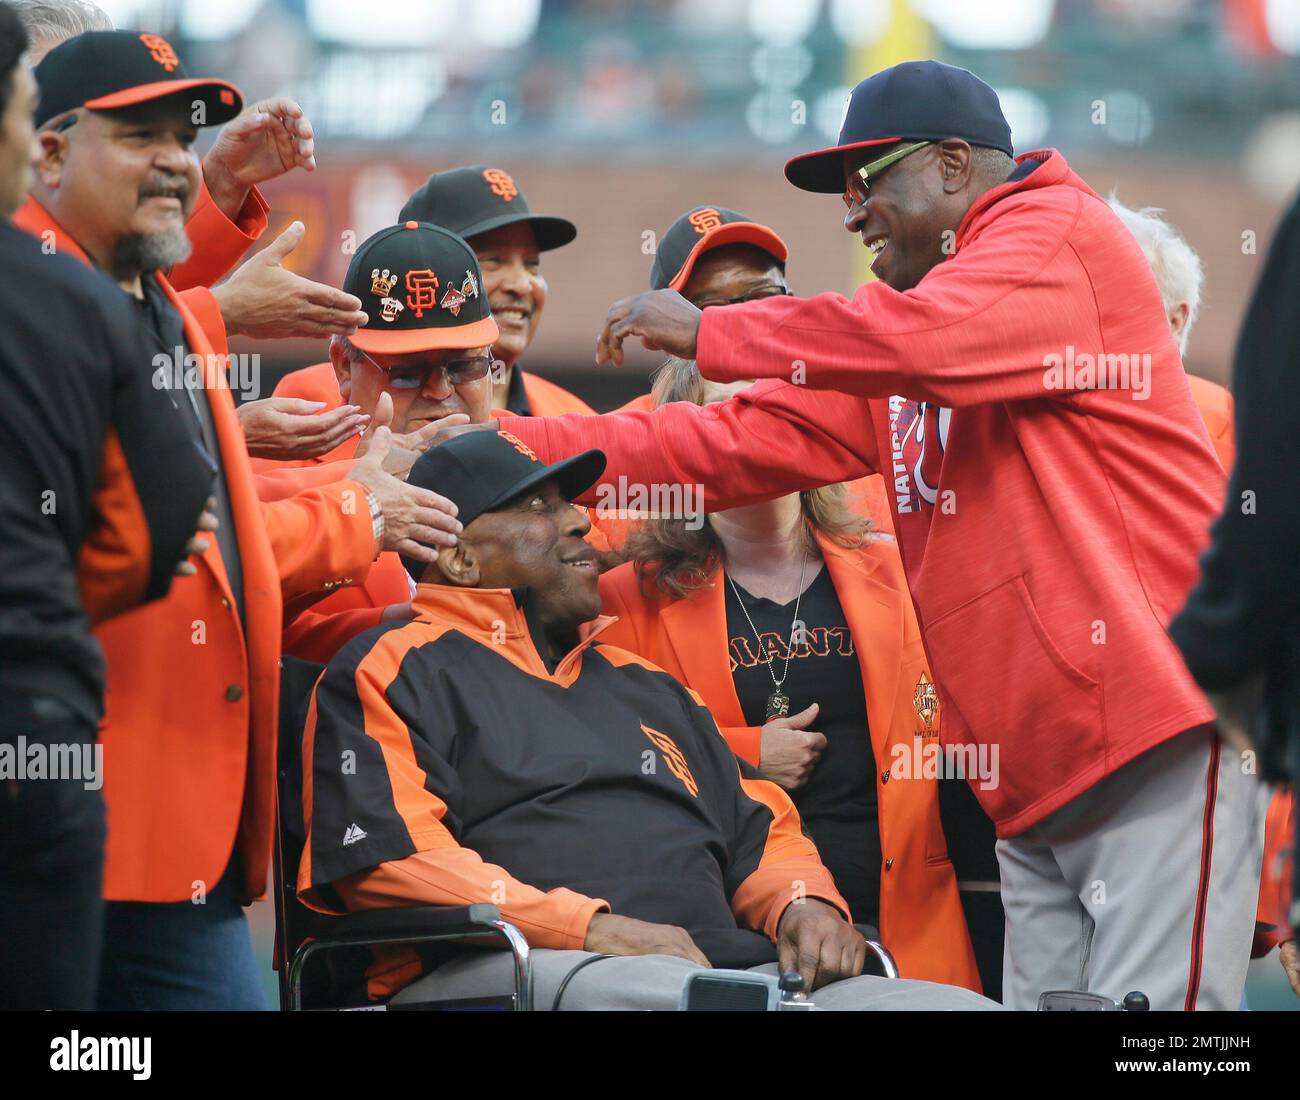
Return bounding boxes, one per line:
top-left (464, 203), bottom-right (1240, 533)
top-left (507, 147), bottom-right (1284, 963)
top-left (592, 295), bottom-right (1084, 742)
top-left (297, 430), bottom-right (998, 1010)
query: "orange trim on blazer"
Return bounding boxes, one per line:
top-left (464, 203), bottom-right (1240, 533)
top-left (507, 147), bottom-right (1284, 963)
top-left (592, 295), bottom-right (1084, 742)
top-left (15, 197), bottom-right (377, 904)
top-left (596, 529), bottom-right (980, 990)
top-left (1187, 374), bottom-right (1235, 473)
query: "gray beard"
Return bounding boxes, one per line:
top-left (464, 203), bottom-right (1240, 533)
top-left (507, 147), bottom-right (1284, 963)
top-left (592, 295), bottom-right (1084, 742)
top-left (111, 225), bottom-right (192, 281)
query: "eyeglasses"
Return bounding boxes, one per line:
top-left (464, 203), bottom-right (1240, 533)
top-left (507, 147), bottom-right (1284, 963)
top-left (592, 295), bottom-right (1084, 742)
top-left (356, 347), bottom-right (495, 391)
top-left (690, 284), bottom-right (792, 311)
top-left (842, 140), bottom-right (933, 208)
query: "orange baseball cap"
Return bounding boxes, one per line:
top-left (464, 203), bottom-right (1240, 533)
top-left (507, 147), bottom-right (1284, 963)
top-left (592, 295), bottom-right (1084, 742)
top-left (649, 205), bottom-right (788, 292)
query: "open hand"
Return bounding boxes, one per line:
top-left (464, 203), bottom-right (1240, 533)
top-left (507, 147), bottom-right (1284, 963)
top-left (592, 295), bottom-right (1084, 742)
top-left (345, 427), bottom-right (461, 563)
top-left (203, 97), bottom-right (316, 217)
top-left (213, 221), bottom-right (368, 340)
top-left (583, 913), bottom-right (711, 967)
top-left (237, 397), bottom-right (367, 461)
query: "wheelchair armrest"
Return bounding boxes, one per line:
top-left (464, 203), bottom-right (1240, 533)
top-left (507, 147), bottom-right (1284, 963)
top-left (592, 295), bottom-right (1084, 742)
top-left (306, 903), bottom-right (504, 946)
top-left (853, 924), bottom-right (900, 979)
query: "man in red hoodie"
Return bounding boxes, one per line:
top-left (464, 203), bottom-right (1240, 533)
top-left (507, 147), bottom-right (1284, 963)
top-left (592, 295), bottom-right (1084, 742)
top-left (486, 61), bottom-right (1268, 1010)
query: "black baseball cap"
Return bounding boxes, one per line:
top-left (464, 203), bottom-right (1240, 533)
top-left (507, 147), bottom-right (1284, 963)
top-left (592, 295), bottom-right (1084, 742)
top-left (399, 166), bottom-right (577, 252)
top-left (784, 60), bottom-right (1013, 194)
top-left (344, 221), bottom-right (499, 355)
top-left (34, 30), bottom-right (242, 129)
top-left (402, 430), bottom-right (606, 576)
top-left (649, 206), bottom-right (789, 292)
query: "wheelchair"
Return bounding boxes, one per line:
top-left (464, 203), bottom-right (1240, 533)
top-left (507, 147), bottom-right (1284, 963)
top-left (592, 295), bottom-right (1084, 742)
top-left (273, 656), bottom-right (533, 1010)
top-left (272, 655), bottom-right (899, 1011)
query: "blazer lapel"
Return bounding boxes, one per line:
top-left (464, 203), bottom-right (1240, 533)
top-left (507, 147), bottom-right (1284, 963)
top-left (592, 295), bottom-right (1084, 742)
top-left (820, 533), bottom-right (905, 766)
top-left (659, 578), bottom-right (748, 729)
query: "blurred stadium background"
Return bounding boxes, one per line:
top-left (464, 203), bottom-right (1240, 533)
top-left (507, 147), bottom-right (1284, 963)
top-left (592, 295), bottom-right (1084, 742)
top-left (90, 0), bottom-right (1299, 1008)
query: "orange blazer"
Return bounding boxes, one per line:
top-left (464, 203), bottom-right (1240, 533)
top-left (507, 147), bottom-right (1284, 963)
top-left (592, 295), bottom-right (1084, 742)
top-left (1187, 373), bottom-right (1235, 473)
top-left (16, 198), bottom-right (379, 904)
top-left (597, 530), bottom-right (980, 990)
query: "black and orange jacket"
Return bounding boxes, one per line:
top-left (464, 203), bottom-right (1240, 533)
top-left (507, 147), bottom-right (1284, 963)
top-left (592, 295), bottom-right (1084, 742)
top-left (299, 582), bottom-right (849, 999)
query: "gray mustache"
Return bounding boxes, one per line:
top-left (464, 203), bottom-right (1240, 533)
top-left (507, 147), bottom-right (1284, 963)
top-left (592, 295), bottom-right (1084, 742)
top-left (139, 180), bottom-right (190, 203)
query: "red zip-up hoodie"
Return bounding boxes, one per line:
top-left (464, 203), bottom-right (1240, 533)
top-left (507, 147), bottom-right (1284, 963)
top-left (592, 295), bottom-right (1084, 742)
top-left (502, 150), bottom-right (1225, 837)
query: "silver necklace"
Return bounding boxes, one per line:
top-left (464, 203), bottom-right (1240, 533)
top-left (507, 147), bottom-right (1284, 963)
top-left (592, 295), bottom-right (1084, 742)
top-left (726, 547), bottom-right (809, 721)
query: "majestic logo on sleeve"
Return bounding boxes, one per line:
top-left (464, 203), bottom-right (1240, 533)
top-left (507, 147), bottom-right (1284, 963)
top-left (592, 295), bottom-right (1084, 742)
top-left (641, 725), bottom-right (699, 797)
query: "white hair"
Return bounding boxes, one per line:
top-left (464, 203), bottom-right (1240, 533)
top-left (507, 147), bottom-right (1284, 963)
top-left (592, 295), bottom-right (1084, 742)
top-left (11, 1), bottom-right (113, 62)
top-left (1108, 193), bottom-right (1203, 353)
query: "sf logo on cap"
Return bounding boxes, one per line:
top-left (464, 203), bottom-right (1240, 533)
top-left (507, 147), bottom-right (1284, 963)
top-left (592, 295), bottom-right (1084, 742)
top-left (483, 169), bottom-right (518, 202)
top-left (405, 269), bottom-right (440, 318)
top-left (498, 430), bottom-right (538, 461)
top-left (139, 33), bottom-right (180, 72)
top-left (688, 208), bottom-right (722, 234)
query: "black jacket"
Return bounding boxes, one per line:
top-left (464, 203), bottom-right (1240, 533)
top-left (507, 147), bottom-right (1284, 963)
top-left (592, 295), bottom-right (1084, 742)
top-left (1170, 192), bottom-right (1300, 784)
top-left (0, 220), bottom-right (211, 725)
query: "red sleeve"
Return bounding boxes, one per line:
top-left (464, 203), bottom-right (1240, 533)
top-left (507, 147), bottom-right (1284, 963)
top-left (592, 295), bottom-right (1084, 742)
top-left (170, 180), bottom-right (270, 291)
top-left (697, 189), bottom-right (1106, 408)
top-left (500, 378), bottom-right (878, 513)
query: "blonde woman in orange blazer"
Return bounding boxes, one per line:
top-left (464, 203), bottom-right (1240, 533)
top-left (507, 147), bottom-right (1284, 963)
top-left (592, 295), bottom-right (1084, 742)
top-left (595, 358), bottom-right (979, 991)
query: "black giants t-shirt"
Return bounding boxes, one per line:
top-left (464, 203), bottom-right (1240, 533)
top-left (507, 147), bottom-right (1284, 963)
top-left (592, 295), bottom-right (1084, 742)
top-left (724, 565), bottom-right (882, 924)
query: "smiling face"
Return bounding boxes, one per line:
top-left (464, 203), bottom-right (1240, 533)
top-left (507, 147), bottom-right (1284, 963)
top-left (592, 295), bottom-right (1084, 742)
top-left (679, 243), bottom-right (787, 308)
top-left (433, 478), bottom-right (601, 636)
top-left (333, 340), bottom-right (493, 434)
top-left (471, 221), bottom-right (546, 366)
top-left (841, 140), bottom-right (975, 292)
top-left (35, 96), bottom-right (200, 279)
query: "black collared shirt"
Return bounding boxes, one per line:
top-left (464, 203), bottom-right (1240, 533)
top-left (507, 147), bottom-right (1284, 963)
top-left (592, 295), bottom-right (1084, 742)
top-left (132, 275), bottom-right (243, 621)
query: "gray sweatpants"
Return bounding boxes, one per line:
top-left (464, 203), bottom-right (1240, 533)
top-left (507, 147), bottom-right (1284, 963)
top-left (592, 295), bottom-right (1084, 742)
top-left (998, 727), bottom-right (1269, 1011)
top-left (391, 950), bottom-right (1002, 1011)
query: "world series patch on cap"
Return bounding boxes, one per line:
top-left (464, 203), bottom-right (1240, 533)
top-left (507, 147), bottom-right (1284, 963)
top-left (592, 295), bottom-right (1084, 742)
top-left (344, 222), bottom-right (499, 355)
top-left (399, 166), bottom-right (577, 252)
top-left (34, 30), bottom-right (243, 129)
top-left (649, 206), bottom-right (789, 292)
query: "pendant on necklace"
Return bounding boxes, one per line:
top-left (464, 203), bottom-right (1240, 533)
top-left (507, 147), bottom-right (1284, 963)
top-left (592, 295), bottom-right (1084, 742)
top-left (765, 691), bottom-right (790, 721)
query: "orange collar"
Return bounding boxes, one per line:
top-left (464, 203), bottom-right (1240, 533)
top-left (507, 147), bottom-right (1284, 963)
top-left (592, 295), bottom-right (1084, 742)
top-left (411, 581), bottom-right (617, 682)
top-left (13, 196), bottom-right (95, 268)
